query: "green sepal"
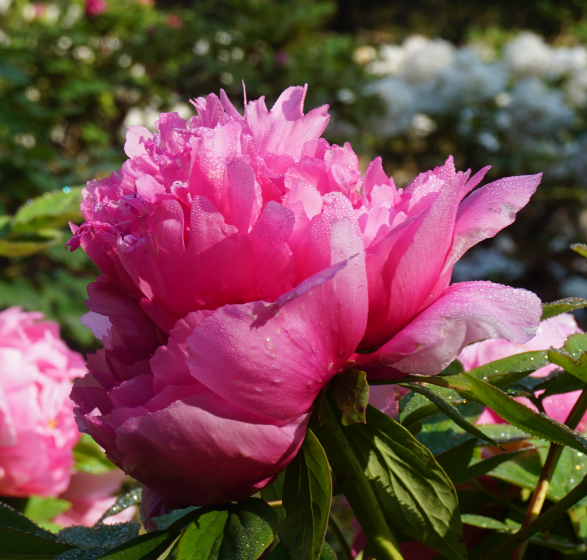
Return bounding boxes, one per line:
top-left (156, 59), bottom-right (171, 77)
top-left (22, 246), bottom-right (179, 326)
top-left (328, 369), bottom-right (369, 425)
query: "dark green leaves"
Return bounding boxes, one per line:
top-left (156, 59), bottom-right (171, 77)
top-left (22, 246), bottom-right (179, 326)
top-left (344, 405), bottom-right (466, 560)
top-left (175, 499), bottom-right (276, 560)
top-left (399, 383), bottom-right (500, 447)
top-left (278, 430), bottom-right (332, 560)
top-left (0, 527), bottom-right (74, 559)
top-left (329, 369), bottom-right (369, 425)
top-left (464, 373), bottom-right (587, 452)
top-left (542, 296), bottom-right (587, 320)
top-left (95, 531), bottom-right (179, 560)
top-left (548, 333), bottom-right (587, 383)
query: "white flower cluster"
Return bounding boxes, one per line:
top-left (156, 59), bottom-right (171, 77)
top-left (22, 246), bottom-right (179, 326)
top-left (362, 32), bottom-right (587, 181)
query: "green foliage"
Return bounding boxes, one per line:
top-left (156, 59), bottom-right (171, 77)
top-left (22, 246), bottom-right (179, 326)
top-left (278, 430), bottom-right (331, 560)
top-left (542, 297), bottom-right (587, 320)
top-left (174, 499), bottom-right (276, 560)
top-left (344, 405), bottom-right (467, 560)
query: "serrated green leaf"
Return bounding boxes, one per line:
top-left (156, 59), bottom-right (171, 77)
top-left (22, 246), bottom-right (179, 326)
top-left (59, 523), bottom-right (141, 550)
top-left (463, 373), bottom-right (587, 452)
top-left (542, 297), bottom-right (587, 320)
top-left (97, 489), bottom-right (142, 525)
top-left (344, 405), bottom-right (466, 560)
top-left (0, 501), bottom-right (63, 541)
top-left (464, 350), bottom-right (550, 386)
top-left (94, 530), bottom-right (178, 560)
top-left (399, 383), bottom-right (500, 447)
top-left (175, 499), bottom-right (276, 560)
top-left (329, 369), bottom-right (369, 425)
top-left (278, 430), bottom-right (331, 560)
top-left (12, 188), bottom-right (83, 233)
top-left (0, 527), bottom-right (74, 559)
top-left (462, 514), bottom-right (510, 531)
top-left (0, 229), bottom-right (63, 257)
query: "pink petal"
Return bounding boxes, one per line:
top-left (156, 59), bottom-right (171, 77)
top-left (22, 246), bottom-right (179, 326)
top-left (443, 173), bottom-right (542, 274)
top-left (124, 126), bottom-right (153, 159)
top-left (354, 281), bottom-right (542, 379)
top-left (245, 85), bottom-right (330, 161)
top-left (181, 214), bottom-right (368, 421)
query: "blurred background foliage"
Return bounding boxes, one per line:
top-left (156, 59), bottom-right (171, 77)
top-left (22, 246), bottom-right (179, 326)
top-left (3, 0), bottom-right (587, 351)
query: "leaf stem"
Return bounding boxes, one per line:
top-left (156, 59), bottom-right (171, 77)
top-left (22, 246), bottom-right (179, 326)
top-left (500, 386), bottom-right (587, 560)
top-left (266, 500), bottom-right (283, 509)
top-left (314, 397), bottom-right (405, 560)
top-left (328, 515), bottom-right (353, 560)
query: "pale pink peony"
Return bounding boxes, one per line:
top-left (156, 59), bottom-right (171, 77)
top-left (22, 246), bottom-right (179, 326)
top-left (68, 86), bottom-right (369, 510)
top-left (0, 308), bottom-right (86, 497)
top-left (350, 156), bottom-right (543, 379)
top-left (458, 313), bottom-right (587, 430)
top-left (55, 470), bottom-right (136, 527)
top-left (68, 85), bottom-right (543, 513)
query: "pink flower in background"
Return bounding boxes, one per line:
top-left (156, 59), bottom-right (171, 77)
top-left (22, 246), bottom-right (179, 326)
top-left (459, 313), bottom-right (587, 430)
top-left (55, 470), bottom-right (136, 527)
top-left (350, 156), bottom-right (543, 379)
top-left (0, 308), bottom-right (85, 497)
top-left (68, 86), bottom-right (369, 511)
top-left (85, 0), bottom-right (108, 17)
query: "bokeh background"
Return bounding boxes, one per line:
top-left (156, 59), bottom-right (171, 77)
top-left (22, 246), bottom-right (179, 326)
top-left (2, 0), bottom-right (587, 353)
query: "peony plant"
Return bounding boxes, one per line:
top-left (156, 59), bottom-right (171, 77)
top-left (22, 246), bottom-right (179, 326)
top-left (8, 84), bottom-right (587, 560)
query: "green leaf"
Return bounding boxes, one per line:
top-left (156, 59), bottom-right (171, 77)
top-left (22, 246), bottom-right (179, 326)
top-left (0, 527), bottom-right (74, 559)
top-left (278, 430), bottom-right (332, 560)
top-left (462, 514), bottom-right (510, 531)
top-left (548, 333), bottom-right (587, 383)
top-left (542, 297), bottom-right (587, 320)
top-left (175, 499), bottom-right (276, 560)
top-left (435, 439), bottom-right (477, 484)
top-left (463, 373), bottom-right (587, 453)
top-left (536, 371), bottom-right (585, 399)
top-left (59, 523), bottom-right (141, 549)
top-left (0, 229), bottom-right (63, 257)
top-left (97, 489), bottom-right (142, 524)
top-left (571, 243), bottom-right (587, 259)
top-left (74, 434), bottom-right (116, 475)
top-left (24, 497), bottom-right (71, 532)
top-left (0, 501), bottom-right (63, 541)
top-left (398, 383), bottom-right (500, 447)
top-left (344, 405), bottom-right (466, 560)
top-left (439, 359), bottom-right (464, 376)
top-left (12, 188), bottom-right (83, 233)
top-left (319, 542), bottom-right (337, 560)
top-left (460, 449), bottom-right (534, 486)
top-left (149, 506), bottom-right (199, 532)
top-left (328, 369), bottom-right (369, 425)
top-left (94, 531), bottom-right (179, 560)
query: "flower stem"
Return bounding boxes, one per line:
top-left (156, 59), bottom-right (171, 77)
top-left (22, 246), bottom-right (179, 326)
top-left (508, 386), bottom-right (587, 560)
top-left (314, 397), bottom-right (404, 560)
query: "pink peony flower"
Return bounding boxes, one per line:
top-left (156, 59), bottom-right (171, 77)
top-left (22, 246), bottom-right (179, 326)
top-left (459, 313), bottom-right (587, 430)
top-left (54, 470), bottom-right (136, 527)
top-left (85, 0), bottom-right (108, 17)
top-left (0, 308), bottom-right (85, 497)
top-left (349, 156), bottom-right (543, 379)
top-left (68, 86), bottom-right (369, 510)
top-left (67, 84), bottom-right (543, 513)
